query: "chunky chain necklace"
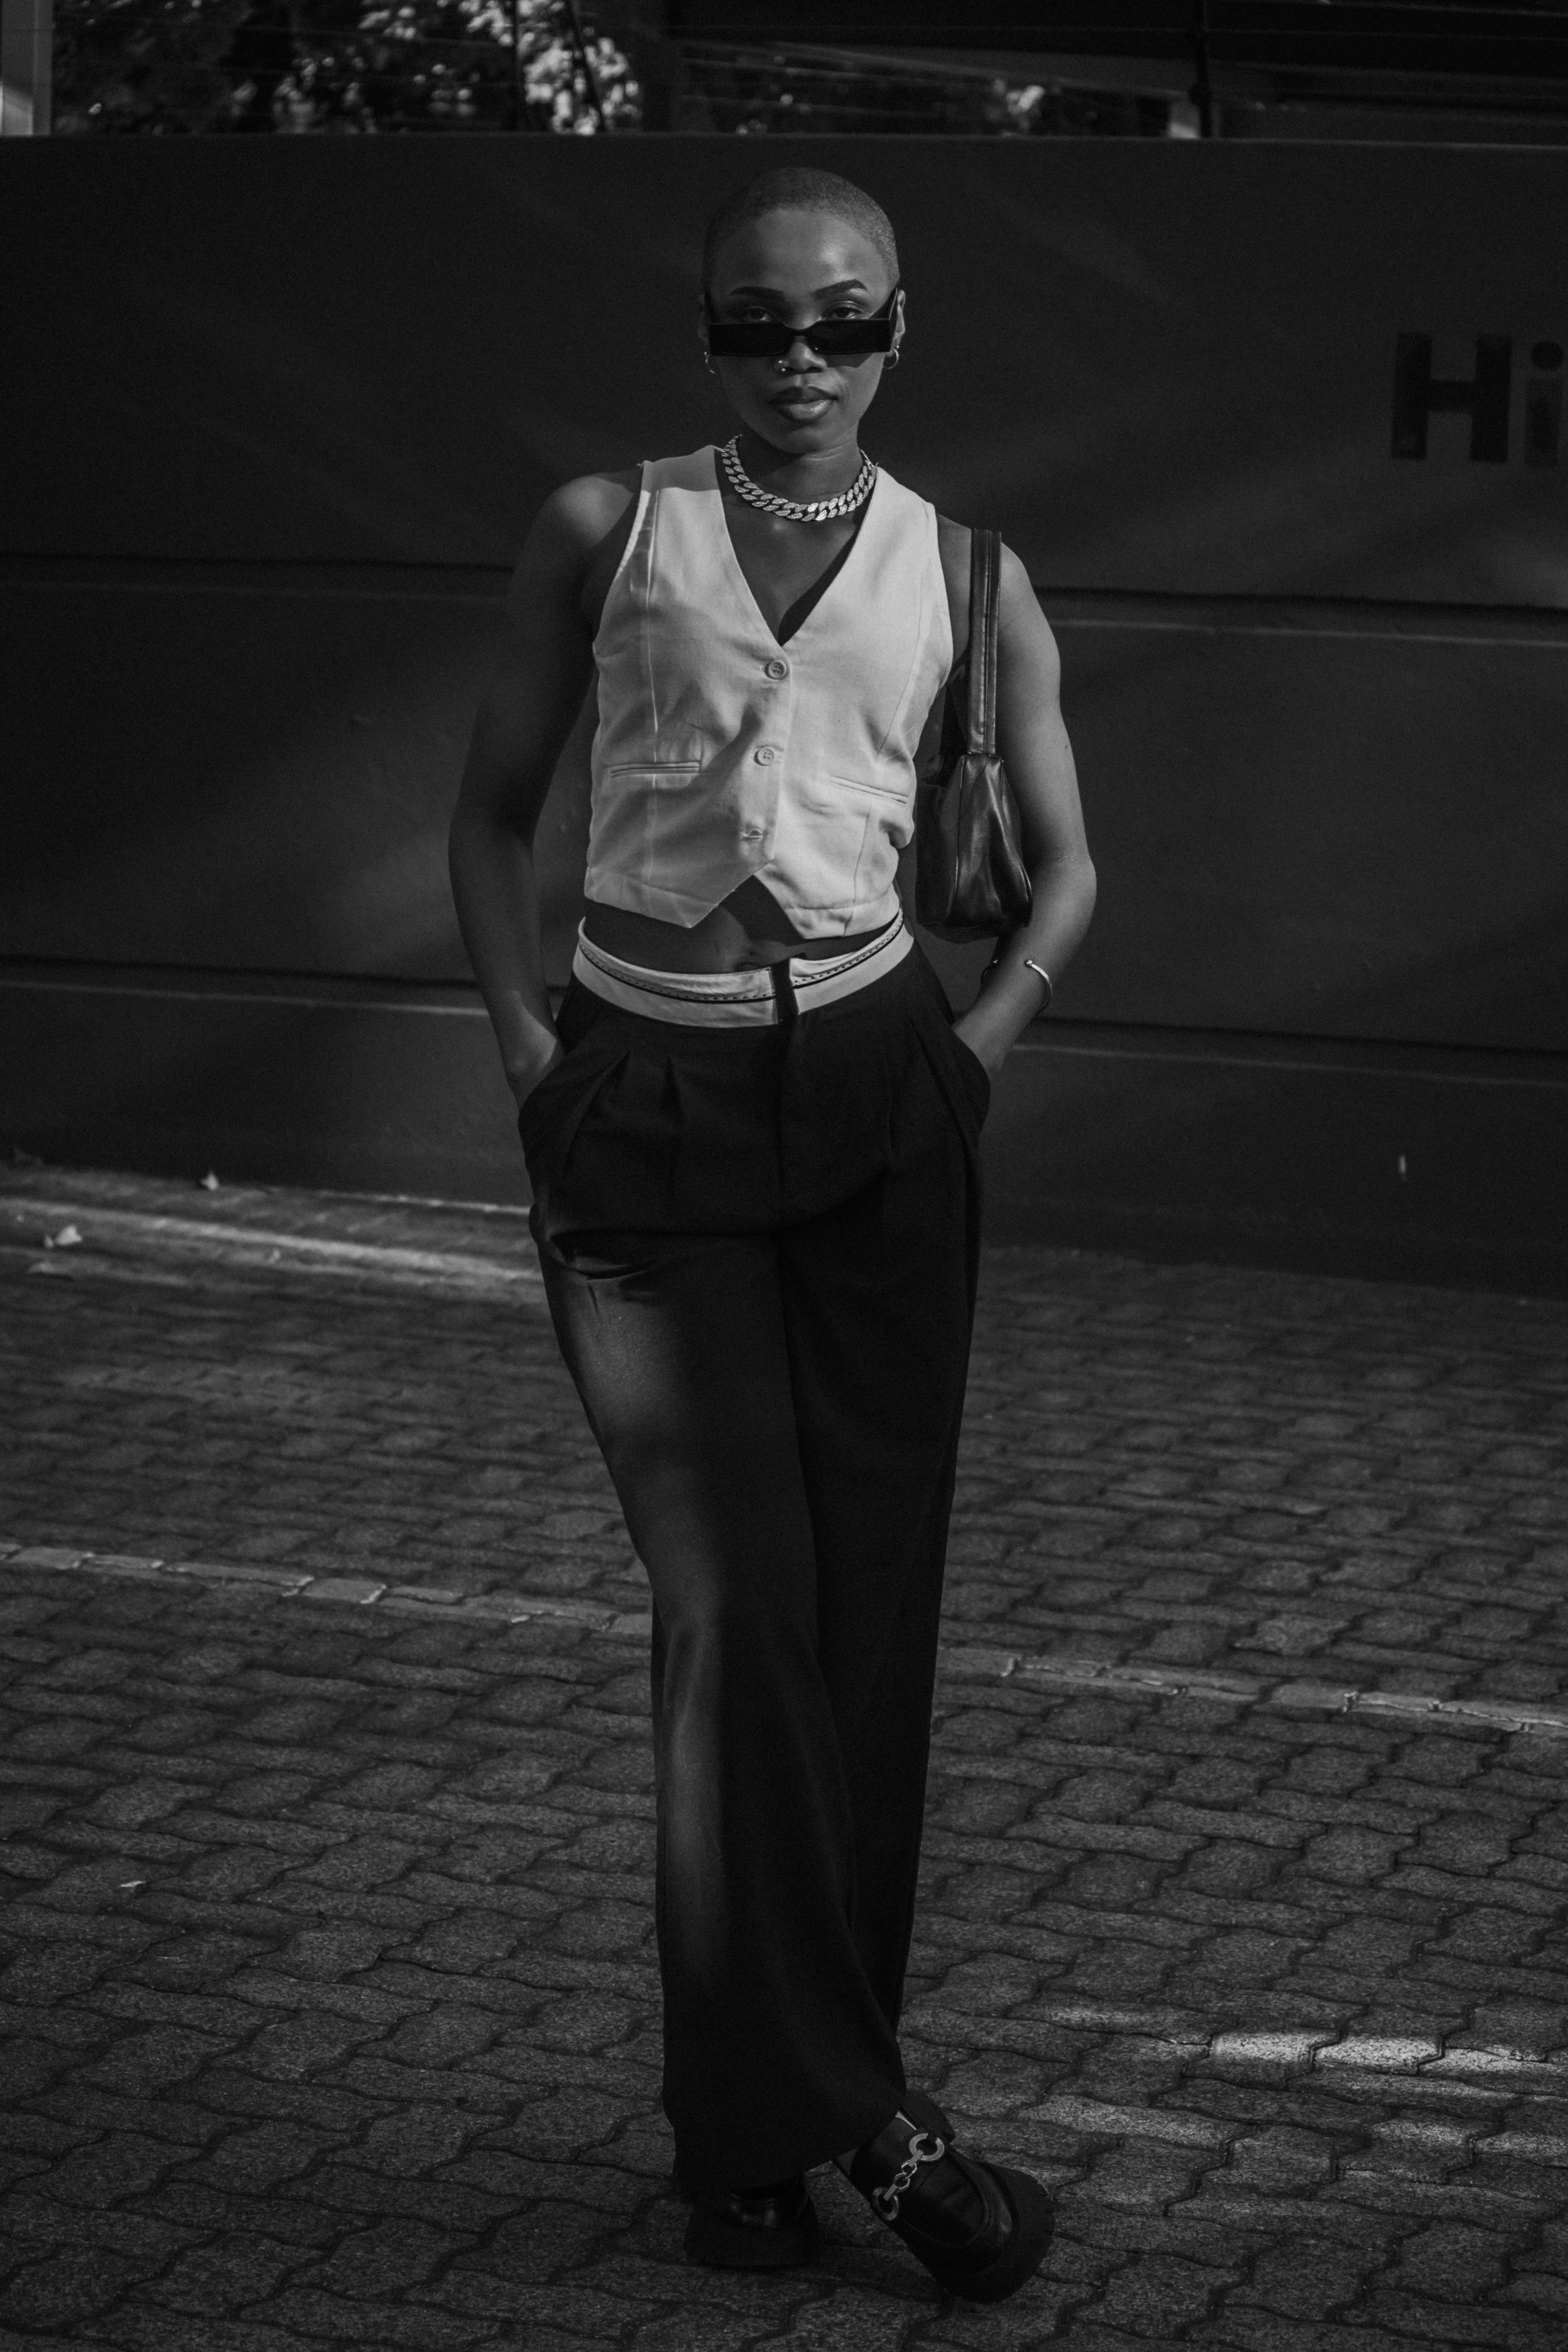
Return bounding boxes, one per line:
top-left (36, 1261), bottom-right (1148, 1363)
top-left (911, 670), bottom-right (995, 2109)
top-left (720, 436), bottom-right (877, 524)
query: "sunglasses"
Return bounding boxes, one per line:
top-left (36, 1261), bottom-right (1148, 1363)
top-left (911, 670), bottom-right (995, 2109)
top-left (705, 285), bottom-right (900, 361)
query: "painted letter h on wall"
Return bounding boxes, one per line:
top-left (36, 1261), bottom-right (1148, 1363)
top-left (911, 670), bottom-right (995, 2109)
top-left (1391, 333), bottom-right (1512, 461)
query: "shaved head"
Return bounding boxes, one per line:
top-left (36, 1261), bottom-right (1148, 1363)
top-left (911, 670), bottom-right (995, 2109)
top-left (703, 168), bottom-right (899, 292)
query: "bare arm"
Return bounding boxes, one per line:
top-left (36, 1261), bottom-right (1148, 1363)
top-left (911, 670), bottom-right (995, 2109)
top-left (950, 544), bottom-right (1097, 1074)
top-left (448, 475), bottom-right (633, 1105)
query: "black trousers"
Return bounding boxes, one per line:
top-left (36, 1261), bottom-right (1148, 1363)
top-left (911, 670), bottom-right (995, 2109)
top-left (519, 943), bottom-right (987, 2188)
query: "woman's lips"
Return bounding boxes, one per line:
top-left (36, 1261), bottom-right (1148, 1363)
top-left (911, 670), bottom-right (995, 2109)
top-left (772, 389), bottom-right (833, 415)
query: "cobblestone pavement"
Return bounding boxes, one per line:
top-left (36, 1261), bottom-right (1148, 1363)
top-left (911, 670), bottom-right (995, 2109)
top-left (3, 1166), bottom-right (1568, 2352)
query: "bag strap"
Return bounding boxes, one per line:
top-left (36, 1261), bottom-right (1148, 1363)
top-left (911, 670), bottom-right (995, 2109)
top-left (965, 528), bottom-right (1001, 758)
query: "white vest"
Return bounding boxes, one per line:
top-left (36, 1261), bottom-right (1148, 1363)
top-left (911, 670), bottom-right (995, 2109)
top-left (585, 446), bottom-right (953, 938)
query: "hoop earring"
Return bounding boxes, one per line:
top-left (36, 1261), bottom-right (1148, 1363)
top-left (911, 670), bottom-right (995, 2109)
top-left (886, 345), bottom-right (902, 369)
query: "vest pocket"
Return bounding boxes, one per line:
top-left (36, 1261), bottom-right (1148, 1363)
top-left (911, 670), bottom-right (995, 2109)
top-left (603, 761), bottom-right (701, 779)
top-left (826, 769), bottom-right (911, 804)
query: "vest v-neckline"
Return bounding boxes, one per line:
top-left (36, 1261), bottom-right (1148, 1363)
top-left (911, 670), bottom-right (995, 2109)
top-left (710, 446), bottom-right (880, 652)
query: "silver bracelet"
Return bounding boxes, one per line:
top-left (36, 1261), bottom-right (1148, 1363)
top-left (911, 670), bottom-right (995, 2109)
top-left (1023, 958), bottom-right (1053, 1009)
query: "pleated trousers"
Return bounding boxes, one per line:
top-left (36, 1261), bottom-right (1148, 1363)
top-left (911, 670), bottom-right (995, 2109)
top-left (519, 943), bottom-right (987, 2189)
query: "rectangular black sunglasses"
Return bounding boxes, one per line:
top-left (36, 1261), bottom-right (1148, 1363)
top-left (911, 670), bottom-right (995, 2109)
top-left (705, 285), bottom-right (900, 361)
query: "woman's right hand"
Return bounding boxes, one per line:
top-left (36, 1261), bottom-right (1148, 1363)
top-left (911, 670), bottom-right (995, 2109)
top-left (448, 469), bottom-right (637, 1142)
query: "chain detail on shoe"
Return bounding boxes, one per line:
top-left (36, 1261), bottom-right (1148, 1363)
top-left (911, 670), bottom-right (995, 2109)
top-left (872, 2128), bottom-right (947, 2221)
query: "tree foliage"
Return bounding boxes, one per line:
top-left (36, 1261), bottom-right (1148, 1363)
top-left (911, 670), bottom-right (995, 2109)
top-left (53, 0), bottom-right (640, 133)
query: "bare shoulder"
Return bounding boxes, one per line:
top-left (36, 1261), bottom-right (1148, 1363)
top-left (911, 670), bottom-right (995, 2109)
top-left (935, 517), bottom-right (1045, 665)
top-left (542, 466), bottom-right (641, 549)
top-left (524, 466), bottom-right (640, 573)
top-left (506, 466), bottom-right (641, 628)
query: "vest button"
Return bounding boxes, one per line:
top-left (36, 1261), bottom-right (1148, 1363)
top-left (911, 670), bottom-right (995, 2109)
top-left (764, 658), bottom-right (789, 680)
top-left (754, 745), bottom-right (778, 764)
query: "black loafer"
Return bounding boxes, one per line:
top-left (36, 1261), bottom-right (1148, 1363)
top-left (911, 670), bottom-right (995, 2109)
top-left (846, 2087), bottom-right (1052, 2304)
top-left (684, 2174), bottom-right (819, 2269)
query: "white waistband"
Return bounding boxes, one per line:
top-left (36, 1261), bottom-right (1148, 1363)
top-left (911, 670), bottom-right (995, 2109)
top-left (573, 917), bottom-right (912, 1027)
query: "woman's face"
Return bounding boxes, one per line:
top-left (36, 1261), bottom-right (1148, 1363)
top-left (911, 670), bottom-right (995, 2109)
top-left (703, 209), bottom-right (902, 459)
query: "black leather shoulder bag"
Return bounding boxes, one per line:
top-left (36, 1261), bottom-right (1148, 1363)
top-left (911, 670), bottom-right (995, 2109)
top-left (914, 527), bottom-right (1033, 942)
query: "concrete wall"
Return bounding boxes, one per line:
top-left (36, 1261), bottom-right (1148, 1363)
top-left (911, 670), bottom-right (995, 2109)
top-left (4, 137), bottom-right (1567, 1284)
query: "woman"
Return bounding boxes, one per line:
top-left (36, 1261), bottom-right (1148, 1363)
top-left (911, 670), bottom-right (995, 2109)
top-left (449, 166), bottom-right (1095, 2305)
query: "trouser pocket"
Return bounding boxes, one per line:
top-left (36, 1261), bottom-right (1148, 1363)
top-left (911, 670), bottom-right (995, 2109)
top-left (943, 1022), bottom-right (992, 1125)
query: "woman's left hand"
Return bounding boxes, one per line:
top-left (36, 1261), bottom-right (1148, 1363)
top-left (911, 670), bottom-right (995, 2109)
top-left (951, 955), bottom-right (1052, 1076)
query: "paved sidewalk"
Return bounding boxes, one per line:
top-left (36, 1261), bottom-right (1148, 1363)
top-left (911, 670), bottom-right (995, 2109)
top-left (2, 1166), bottom-right (1568, 2350)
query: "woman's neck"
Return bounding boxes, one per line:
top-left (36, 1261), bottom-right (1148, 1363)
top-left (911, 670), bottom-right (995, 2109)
top-left (733, 429), bottom-right (864, 504)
